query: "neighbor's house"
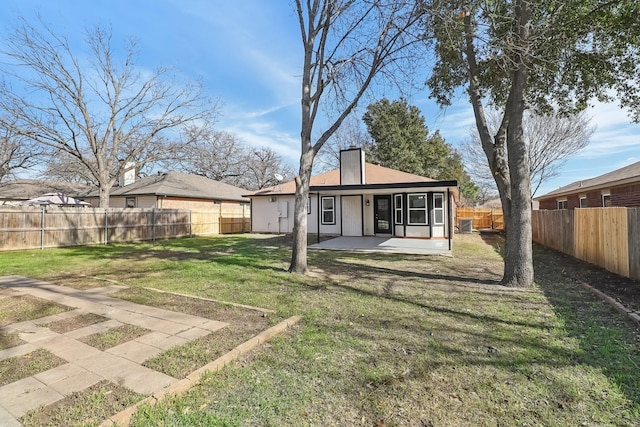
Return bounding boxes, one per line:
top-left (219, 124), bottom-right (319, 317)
top-left (536, 161), bottom-right (640, 210)
top-left (0, 179), bottom-right (93, 205)
top-left (246, 148), bottom-right (458, 240)
top-left (85, 171), bottom-right (250, 210)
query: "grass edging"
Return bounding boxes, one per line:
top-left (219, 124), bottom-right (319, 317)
top-left (577, 281), bottom-right (640, 326)
top-left (99, 315), bottom-right (301, 427)
top-left (141, 286), bottom-right (276, 314)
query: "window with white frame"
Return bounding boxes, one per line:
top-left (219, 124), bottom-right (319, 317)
top-left (394, 194), bottom-right (403, 224)
top-left (602, 193), bottom-right (612, 207)
top-left (579, 196), bottom-right (587, 208)
top-left (433, 193), bottom-right (444, 225)
top-left (126, 197), bottom-right (136, 208)
top-left (321, 196), bottom-right (335, 224)
top-left (407, 194), bottom-right (428, 225)
top-left (557, 200), bottom-right (568, 209)
top-left (307, 197), bottom-right (311, 214)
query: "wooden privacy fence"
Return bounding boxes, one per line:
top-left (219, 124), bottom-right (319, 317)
top-left (457, 208), bottom-right (504, 230)
top-left (532, 207), bottom-right (640, 281)
top-left (0, 206), bottom-right (251, 251)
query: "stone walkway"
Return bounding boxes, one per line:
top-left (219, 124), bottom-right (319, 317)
top-left (0, 276), bottom-right (228, 427)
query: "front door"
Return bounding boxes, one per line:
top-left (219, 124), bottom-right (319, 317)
top-left (374, 195), bottom-right (392, 234)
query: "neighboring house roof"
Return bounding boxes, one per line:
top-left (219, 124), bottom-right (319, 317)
top-left (0, 179), bottom-right (94, 202)
top-left (536, 161), bottom-right (640, 200)
top-left (24, 193), bottom-right (91, 206)
top-left (94, 171), bottom-right (250, 203)
top-left (248, 163), bottom-right (442, 196)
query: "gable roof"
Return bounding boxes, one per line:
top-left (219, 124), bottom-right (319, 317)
top-left (0, 179), bottom-right (94, 201)
top-left (536, 161), bottom-right (640, 200)
top-left (248, 162), bottom-right (440, 196)
top-left (102, 171), bottom-right (249, 202)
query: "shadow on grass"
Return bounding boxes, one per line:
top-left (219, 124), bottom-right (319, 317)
top-left (533, 243), bottom-right (640, 410)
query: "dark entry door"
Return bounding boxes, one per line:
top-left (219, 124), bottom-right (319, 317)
top-left (374, 195), bottom-right (392, 234)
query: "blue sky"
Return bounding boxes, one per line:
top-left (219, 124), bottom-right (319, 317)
top-left (4, 0), bottom-right (639, 196)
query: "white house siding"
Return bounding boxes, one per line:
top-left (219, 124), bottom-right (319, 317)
top-left (363, 194), bottom-right (375, 235)
top-left (405, 226), bottom-right (431, 238)
top-left (107, 195), bottom-right (157, 209)
top-left (341, 195), bottom-right (362, 236)
top-left (340, 149), bottom-right (365, 185)
top-left (251, 196), bottom-right (293, 233)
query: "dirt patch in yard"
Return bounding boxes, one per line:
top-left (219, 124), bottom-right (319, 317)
top-left (80, 324), bottom-right (150, 351)
top-left (533, 243), bottom-right (640, 314)
top-left (0, 295), bottom-right (73, 327)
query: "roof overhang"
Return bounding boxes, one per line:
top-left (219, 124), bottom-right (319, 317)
top-left (248, 180), bottom-right (459, 199)
top-left (535, 175), bottom-right (640, 201)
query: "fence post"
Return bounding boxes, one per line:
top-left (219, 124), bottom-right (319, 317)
top-left (41, 206), bottom-right (45, 250)
top-left (189, 210), bottom-right (192, 237)
top-left (152, 208), bottom-right (156, 241)
top-left (104, 209), bottom-right (108, 244)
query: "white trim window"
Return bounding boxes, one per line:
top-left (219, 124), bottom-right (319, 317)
top-left (126, 197), bottom-right (136, 208)
top-left (394, 194), bottom-right (403, 225)
top-left (307, 197), bottom-right (311, 214)
top-left (557, 200), bottom-right (568, 209)
top-left (602, 193), bottom-right (612, 207)
top-left (433, 193), bottom-right (444, 225)
top-left (579, 196), bottom-right (587, 208)
top-left (407, 194), bottom-right (428, 225)
top-left (321, 196), bottom-right (335, 225)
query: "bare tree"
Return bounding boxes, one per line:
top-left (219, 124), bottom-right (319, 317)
top-left (40, 150), bottom-right (98, 185)
top-left (291, 0), bottom-right (426, 273)
top-left (0, 17), bottom-right (217, 207)
top-left (173, 128), bottom-right (294, 190)
top-left (0, 118), bottom-right (49, 182)
top-left (463, 110), bottom-right (594, 198)
top-left (315, 114), bottom-right (371, 172)
top-left (174, 130), bottom-right (245, 183)
top-left (239, 147), bottom-right (296, 191)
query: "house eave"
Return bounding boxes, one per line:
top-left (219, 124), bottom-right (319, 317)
top-left (536, 176), bottom-right (640, 201)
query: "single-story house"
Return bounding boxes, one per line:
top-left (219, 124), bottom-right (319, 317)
top-left (0, 179), bottom-right (93, 205)
top-left (536, 161), bottom-right (640, 210)
top-left (246, 148), bottom-right (458, 241)
top-left (85, 171), bottom-right (250, 210)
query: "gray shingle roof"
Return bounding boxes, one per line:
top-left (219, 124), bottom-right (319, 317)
top-left (536, 161), bottom-right (640, 199)
top-left (0, 179), bottom-right (94, 201)
top-left (106, 171), bottom-right (249, 202)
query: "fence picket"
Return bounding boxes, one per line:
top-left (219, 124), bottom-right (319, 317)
top-left (533, 208), bottom-right (636, 281)
top-left (0, 206), bottom-right (250, 251)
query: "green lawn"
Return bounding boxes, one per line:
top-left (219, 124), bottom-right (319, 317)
top-left (1, 233), bottom-right (638, 426)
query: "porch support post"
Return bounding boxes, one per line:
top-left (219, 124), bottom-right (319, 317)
top-left (317, 193), bottom-right (321, 244)
top-left (448, 188), bottom-right (452, 251)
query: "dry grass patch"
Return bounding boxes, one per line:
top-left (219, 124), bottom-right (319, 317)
top-left (44, 313), bottom-right (108, 333)
top-left (0, 332), bottom-right (24, 350)
top-left (80, 324), bottom-right (149, 350)
top-left (0, 349), bottom-right (66, 386)
top-left (114, 288), bottom-right (271, 379)
top-left (20, 380), bottom-right (144, 427)
top-left (0, 294), bottom-right (73, 327)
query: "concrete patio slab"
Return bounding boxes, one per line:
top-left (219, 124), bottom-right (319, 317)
top-left (0, 377), bottom-right (63, 418)
top-left (106, 340), bottom-right (163, 363)
top-left (309, 236), bottom-right (452, 255)
top-left (0, 343), bottom-right (37, 361)
top-left (34, 363), bottom-right (101, 395)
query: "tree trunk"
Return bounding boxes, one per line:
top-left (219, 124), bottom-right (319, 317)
top-left (98, 185), bottom-right (110, 208)
top-left (501, 0), bottom-right (534, 288)
top-left (289, 150), bottom-right (314, 273)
